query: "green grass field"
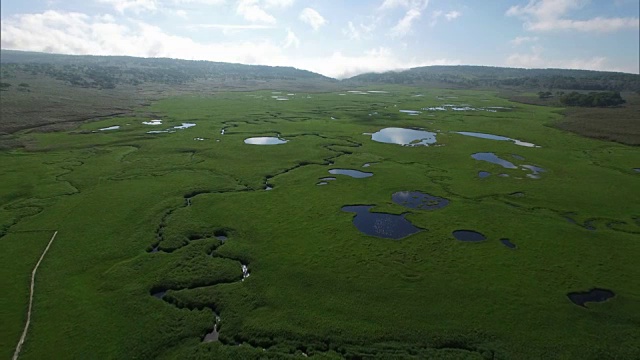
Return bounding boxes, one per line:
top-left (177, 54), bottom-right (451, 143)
top-left (2, 86), bottom-right (639, 359)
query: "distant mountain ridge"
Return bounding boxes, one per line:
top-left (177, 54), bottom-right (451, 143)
top-left (1, 50), bottom-right (638, 92)
top-left (345, 65), bottom-right (640, 92)
top-left (0, 50), bottom-right (334, 89)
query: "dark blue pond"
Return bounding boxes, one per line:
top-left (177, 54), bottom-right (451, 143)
top-left (341, 205), bottom-right (422, 239)
top-left (392, 191), bottom-right (450, 210)
top-left (452, 230), bottom-right (486, 242)
top-left (568, 288), bottom-right (615, 307)
top-left (478, 171), bottom-right (491, 178)
top-left (500, 238), bottom-right (517, 249)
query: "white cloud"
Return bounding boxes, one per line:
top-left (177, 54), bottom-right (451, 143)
top-left (299, 8), bottom-right (326, 31)
top-left (344, 21), bottom-right (361, 40)
top-left (444, 11), bottom-right (461, 21)
top-left (97, 0), bottom-right (158, 14)
top-left (299, 47), bottom-right (460, 79)
top-left (264, 0), bottom-right (294, 8)
top-left (172, 0), bottom-right (225, 4)
top-left (343, 21), bottom-right (376, 40)
top-left (379, 0), bottom-right (429, 11)
top-left (175, 9), bottom-right (188, 18)
top-left (237, 0), bottom-right (277, 24)
top-left (391, 8), bottom-right (421, 37)
top-left (283, 28), bottom-right (300, 48)
top-left (429, 9), bottom-right (461, 26)
top-left (510, 36), bottom-right (539, 45)
top-left (507, 0), bottom-right (639, 32)
top-left (506, 45), bottom-right (612, 71)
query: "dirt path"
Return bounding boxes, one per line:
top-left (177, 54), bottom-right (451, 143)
top-left (12, 231), bottom-right (58, 360)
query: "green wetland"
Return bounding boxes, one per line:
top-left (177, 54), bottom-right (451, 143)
top-left (2, 86), bottom-right (639, 359)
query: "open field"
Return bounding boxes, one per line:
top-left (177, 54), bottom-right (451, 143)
top-left (1, 86), bottom-right (639, 359)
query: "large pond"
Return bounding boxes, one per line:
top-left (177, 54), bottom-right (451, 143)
top-left (244, 137), bottom-right (288, 145)
top-left (567, 288), bottom-right (615, 307)
top-left (455, 131), bottom-right (539, 147)
top-left (392, 191), bottom-right (450, 210)
top-left (369, 127), bottom-right (437, 146)
top-left (342, 205), bottom-right (422, 239)
top-left (329, 169), bottom-right (373, 178)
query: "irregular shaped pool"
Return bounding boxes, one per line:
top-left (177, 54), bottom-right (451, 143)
top-left (341, 205), bottom-right (422, 239)
top-left (392, 191), bottom-right (450, 210)
top-left (567, 288), bottom-right (615, 307)
top-left (370, 127), bottom-right (437, 146)
top-left (472, 153), bottom-right (517, 169)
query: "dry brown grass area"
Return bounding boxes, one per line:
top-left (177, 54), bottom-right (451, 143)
top-left (554, 93), bottom-right (640, 146)
top-left (505, 91), bottom-right (640, 146)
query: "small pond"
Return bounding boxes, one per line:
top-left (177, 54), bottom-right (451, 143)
top-left (478, 171), bottom-right (491, 178)
top-left (244, 137), bottom-right (288, 145)
top-left (99, 125), bottom-right (120, 131)
top-left (142, 120), bottom-right (162, 125)
top-left (151, 290), bottom-right (166, 299)
top-left (341, 205), bottom-right (422, 239)
top-left (500, 238), bottom-right (517, 249)
top-left (370, 127), bottom-right (437, 146)
top-left (452, 230), bottom-right (486, 242)
top-left (455, 131), bottom-right (539, 148)
top-left (329, 169), bottom-right (373, 178)
top-left (472, 153), bottom-right (517, 169)
top-left (567, 288), bottom-right (615, 307)
top-left (392, 191), bottom-right (450, 210)
top-left (399, 110), bottom-right (421, 115)
top-left (521, 164), bottom-right (546, 179)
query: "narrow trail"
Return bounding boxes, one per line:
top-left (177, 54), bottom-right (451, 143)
top-left (13, 230), bottom-right (58, 360)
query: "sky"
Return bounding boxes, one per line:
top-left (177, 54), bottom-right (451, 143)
top-left (1, 0), bottom-right (638, 78)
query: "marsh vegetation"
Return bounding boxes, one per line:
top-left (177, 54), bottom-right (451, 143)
top-left (1, 53), bottom-right (639, 359)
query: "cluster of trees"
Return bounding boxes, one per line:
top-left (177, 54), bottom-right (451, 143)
top-left (558, 91), bottom-right (626, 107)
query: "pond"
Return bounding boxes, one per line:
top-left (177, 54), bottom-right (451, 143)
top-left (341, 205), bottom-right (422, 239)
top-left (142, 119), bottom-right (162, 125)
top-left (456, 131), bottom-right (539, 147)
top-left (521, 164), bottom-right (546, 179)
top-left (478, 171), bottom-right (491, 178)
top-left (472, 153), bottom-right (517, 169)
top-left (452, 230), bottom-right (486, 242)
top-left (567, 288), bottom-right (615, 307)
top-left (500, 238), bottom-right (517, 249)
top-left (329, 169), bottom-right (373, 178)
top-left (146, 122), bottom-right (196, 134)
top-left (244, 137), bottom-right (288, 145)
top-left (99, 125), bottom-right (120, 131)
top-left (392, 191), bottom-right (450, 210)
top-left (370, 127), bottom-right (437, 146)
top-left (399, 110), bottom-right (421, 115)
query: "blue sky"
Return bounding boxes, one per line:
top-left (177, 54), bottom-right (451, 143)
top-left (1, 0), bottom-right (638, 78)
